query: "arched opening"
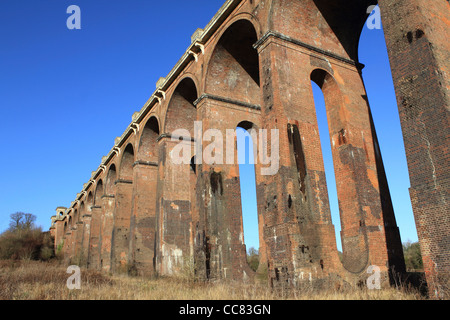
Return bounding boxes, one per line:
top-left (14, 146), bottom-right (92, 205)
top-left (94, 180), bottom-right (104, 206)
top-left (119, 144), bottom-right (134, 180)
top-left (73, 209), bottom-right (78, 225)
top-left (106, 164), bottom-right (117, 195)
top-left (236, 121), bottom-right (259, 271)
top-left (357, 7), bottom-right (410, 273)
top-left (79, 202), bottom-right (85, 220)
top-left (87, 192), bottom-right (93, 208)
top-left (206, 19), bottom-right (260, 104)
top-left (138, 116), bottom-right (160, 162)
top-left (310, 73), bottom-right (342, 252)
top-left (165, 78), bottom-right (197, 137)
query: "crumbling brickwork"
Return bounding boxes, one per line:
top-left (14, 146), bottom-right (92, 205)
top-left (49, 0), bottom-right (448, 295)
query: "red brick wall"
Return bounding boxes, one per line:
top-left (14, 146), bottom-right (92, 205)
top-left (53, 0), bottom-right (424, 291)
top-left (379, 0), bottom-right (449, 298)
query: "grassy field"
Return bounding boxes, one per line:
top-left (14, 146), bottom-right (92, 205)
top-left (0, 260), bottom-right (426, 300)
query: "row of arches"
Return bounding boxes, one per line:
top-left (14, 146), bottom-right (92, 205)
top-left (56, 9), bottom-right (403, 283)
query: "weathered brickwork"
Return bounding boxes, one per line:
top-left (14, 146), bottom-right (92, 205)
top-left (378, 0), bottom-right (450, 299)
top-left (48, 0), bottom-right (448, 295)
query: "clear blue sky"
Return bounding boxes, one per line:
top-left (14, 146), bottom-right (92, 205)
top-left (0, 2), bottom-right (418, 252)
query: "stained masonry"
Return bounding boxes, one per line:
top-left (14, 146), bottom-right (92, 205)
top-left (50, 0), bottom-right (449, 298)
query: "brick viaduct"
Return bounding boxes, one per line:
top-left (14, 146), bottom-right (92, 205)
top-left (50, 0), bottom-right (449, 297)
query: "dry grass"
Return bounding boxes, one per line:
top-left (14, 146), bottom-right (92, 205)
top-left (0, 260), bottom-right (425, 300)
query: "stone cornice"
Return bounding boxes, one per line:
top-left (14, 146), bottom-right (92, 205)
top-left (193, 93), bottom-right (261, 111)
top-left (133, 160), bottom-right (159, 167)
top-left (254, 31), bottom-right (365, 70)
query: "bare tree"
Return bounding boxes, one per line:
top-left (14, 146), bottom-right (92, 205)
top-left (9, 212), bottom-right (24, 231)
top-left (8, 212), bottom-right (36, 232)
top-left (23, 213), bottom-right (36, 231)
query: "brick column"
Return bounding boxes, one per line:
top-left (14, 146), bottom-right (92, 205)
top-left (80, 214), bottom-right (91, 266)
top-left (193, 96), bottom-right (258, 281)
top-left (54, 219), bottom-right (65, 255)
top-left (255, 30), bottom-right (404, 286)
top-left (63, 230), bottom-right (73, 262)
top-left (379, 0), bottom-right (450, 298)
top-left (256, 34), bottom-right (340, 286)
top-left (100, 195), bottom-right (115, 272)
top-left (88, 206), bottom-right (102, 270)
top-left (128, 161), bottom-right (158, 276)
top-left (74, 221), bottom-right (84, 264)
top-left (111, 180), bottom-right (133, 273)
top-left (154, 137), bottom-right (193, 276)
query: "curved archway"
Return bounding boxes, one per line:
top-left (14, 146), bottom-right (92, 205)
top-left (79, 202), bottom-right (85, 218)
top-left (73, 209), bottom-right (79, 225)
top-left (119, 144), bottom-right (134, 181)
top-left (236, 121), bottom-right (260, 272)
top-left (310, 70), bottom-right (342, 254)
top-left (87, 192), bottom-right (94, 208)
top-left (106, 164), bottom-right (117, 195)
top-left (94, 180), bottom-right (104, 206)
top-left (310, 68), bottom-right (371, 274)
top-left (205, 19), bottom-right (260, 104)
top-left (138, 116), bottom-right (160, 162)
top-left (164, 77), bottom-right (198, 136)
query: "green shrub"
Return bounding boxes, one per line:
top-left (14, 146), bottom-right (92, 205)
top-left (247, 247), bottom-right (259, 272)
top-left (403, 241), bottom-right (423, 271)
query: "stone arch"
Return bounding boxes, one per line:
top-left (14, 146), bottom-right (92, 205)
top-left (310, 67), bottom-right (370, 274)
top-left (79, 202), bottom-right (85, 220)
top-left (68, 215), bottom-right (73, 230)
top-left (205, 19), bottom-right (260, 104)
top-left (237, 120), bottom-right (259, 132)
top-left (87, 191), bottom-right (94, 208)
top-left (310, 68), bottom-right (347, 142)
top-left (72, 208), bottom-right (78, 225)
top-left (105, 164), bottom-right (117, 195)
top-left (119, 144), bottom-right (135, 181)
top-left (94, 180), bottom-right (104, 206)
top-left (137, 116), bottom-right (160, 163)
top-left (236, 120), bottom-right (261, 268)
top-left (164, 77), bottom-right (198, 136)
